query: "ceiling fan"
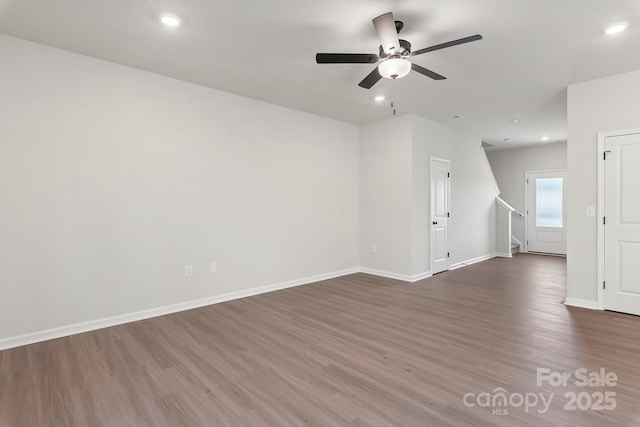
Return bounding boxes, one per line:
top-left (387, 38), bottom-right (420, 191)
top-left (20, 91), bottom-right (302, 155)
top-left (316, 12), bottom-right (482, 89)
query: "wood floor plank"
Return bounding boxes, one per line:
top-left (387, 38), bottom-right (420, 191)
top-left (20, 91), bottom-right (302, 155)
top-left (1, 254), bottom-right (640, 426)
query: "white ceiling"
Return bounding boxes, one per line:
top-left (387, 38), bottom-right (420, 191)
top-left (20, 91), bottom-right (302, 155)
top-left (1, 0), bottom-right (639, 149)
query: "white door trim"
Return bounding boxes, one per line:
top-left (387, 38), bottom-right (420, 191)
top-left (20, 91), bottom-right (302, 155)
top-left (524, 169), bottom-right (567, 254)
top-left (597, 128), bottom-right (640, 311)
top-left (430, 157), bottom-right (451, 274)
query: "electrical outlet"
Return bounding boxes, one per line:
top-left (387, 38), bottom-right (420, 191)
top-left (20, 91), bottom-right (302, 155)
top-left (209, 261), bottom-right (217, 273)
top-left (371, 245), bottom-right (377, 253)
top-left (185, 265), bottom-right (193, 276)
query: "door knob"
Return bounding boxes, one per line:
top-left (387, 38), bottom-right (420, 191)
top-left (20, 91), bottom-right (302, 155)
top-left (432, 221), bottom-right (438, 225)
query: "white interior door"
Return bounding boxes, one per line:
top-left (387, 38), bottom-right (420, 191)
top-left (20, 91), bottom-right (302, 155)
top-left (526, 171), bottom-right (567, 255)
top-left (431, 158), bottom-right (450, 274)
top-left (604, 132), bottom-right (640, 315)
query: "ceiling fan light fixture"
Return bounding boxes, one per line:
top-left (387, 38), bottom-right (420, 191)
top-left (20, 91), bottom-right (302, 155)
top-left (378, 57), bottom-right (411, 80)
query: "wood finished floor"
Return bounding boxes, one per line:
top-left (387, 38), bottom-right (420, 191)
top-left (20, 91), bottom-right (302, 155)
top-left (1, 254), bottom-right (640, 426)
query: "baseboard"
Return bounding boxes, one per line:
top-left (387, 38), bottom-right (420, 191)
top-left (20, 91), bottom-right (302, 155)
top-left (494, 252), bottom-right (512, 258)
top-left (450, 253), bottom-right (500, 270)
top-left (363, 254), bottom-right (509, 278)
top-left (564, 298), bottom-right (599, 310)
top-left (411, 271), bottom-right (432, 282)
top-left (0, 267), bottom-right (359, 351)
top-left (358, 267), bottom-right (432, 283)
top-left (359, 267), bottom-right (412, 282)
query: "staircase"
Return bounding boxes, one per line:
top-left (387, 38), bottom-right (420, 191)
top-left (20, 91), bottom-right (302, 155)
top-left (496, 196), bottom-right (525, 257)
top-left (484, 149), bottom-right (525, 258)
top-left (511, 235), bottom-right (523, 255)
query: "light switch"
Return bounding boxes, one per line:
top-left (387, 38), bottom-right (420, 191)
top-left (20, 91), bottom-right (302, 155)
top-left (586, 206), bottom-right (596, 218)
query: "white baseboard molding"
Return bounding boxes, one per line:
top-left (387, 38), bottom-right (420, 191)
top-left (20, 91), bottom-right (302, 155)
top-left (564, 298), bottom-right (599, 310)
top-left (359, 267), bottom-right (412, 282)
top-left (0, 267), bottom-right (359, 351)
top-left (494, 252), bottom-right (512, 258)
top-left (358, 267), bottom-right (432, 283)
top-left (411, 271), bottom-right (433, 282)
top-left (450, 253), bottom-right (501, 270)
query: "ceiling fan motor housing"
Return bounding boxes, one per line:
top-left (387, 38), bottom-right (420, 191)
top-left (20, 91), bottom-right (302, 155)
top-left (379, 39), bottom-right (412, 58)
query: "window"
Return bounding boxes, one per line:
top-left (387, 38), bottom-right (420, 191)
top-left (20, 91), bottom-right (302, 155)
top-left (536, 178), bottom-right (563, 228)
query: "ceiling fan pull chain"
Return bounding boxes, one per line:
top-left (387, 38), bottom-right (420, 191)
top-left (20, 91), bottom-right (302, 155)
top-left (392, 89), bottom-right (397, 116)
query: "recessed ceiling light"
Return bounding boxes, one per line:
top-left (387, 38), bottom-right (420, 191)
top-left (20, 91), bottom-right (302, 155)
top-left (160, 13), bottom-right (181, 27)
top-left (504, 138), bottom-right (512, 143)
top-left (509, 119), bottom-right (519, 124)
top-left (374, 95), bottom-right (385, 102)
top-left (452, 114), bottom-right (465, 119)
top-left (541, 136), bottom-right (550, 141)
top-left (605, 22), bottom-right (628, 35)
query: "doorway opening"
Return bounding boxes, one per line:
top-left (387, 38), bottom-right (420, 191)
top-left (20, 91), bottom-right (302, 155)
top-left (525, 170), bottom-right (567, 255)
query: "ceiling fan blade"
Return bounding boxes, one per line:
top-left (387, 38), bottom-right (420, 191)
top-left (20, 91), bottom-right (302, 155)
top-left (372, 12), bottom-right (400, 54)
top-left (358, 67), bottom-right (382, 89)
top-left (411, 63), bottom-right (446, 80)
top-left (411, 34), bottom-right (483, 57)
top-left (316, 53), bottom-right (379, 64)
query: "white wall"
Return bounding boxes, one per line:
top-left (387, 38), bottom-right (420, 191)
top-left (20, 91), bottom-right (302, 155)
top-left (359, 116), bottom-right (413, 277)
top-left (1, 33), bottom-right (508, 346)
top-left (486, 142), bottom-right (567, 246)
top-left (411, 115), bottom-right (454, 276)
top-left (359, 114), bottom-right (497, 278)
top-left (567, 69), bottom-right (640, 303)
top-left (0, 35), bottom-right (359, 343)
top-left (450, 136), bottom-right (499, 265)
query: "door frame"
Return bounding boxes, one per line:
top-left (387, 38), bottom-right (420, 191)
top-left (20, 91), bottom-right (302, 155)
top-left (597, 128), bottom-right (640, 310)
top-left (524, 169), bottom-right (567, 254)
top-left (430, 157), bottom-right (451, 274)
